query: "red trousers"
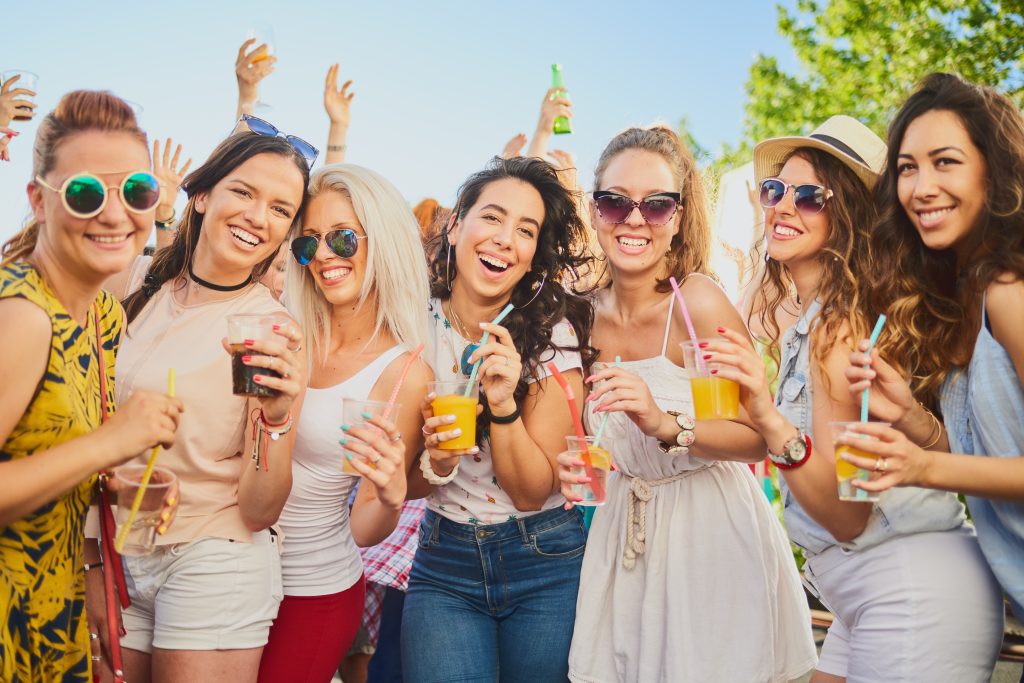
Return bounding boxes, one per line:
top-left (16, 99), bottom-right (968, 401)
top-left (258, 577), bottom-right (366, 683)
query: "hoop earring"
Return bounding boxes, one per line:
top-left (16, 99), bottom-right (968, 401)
top-left (521, 272), bottom-right (548, 308)
top-left (445, 240), bottom-right (453, 292)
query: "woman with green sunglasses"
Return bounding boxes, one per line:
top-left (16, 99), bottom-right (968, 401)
top-left (0, 90), bottom-right (183, 683)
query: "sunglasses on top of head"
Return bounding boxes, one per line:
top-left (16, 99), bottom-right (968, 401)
top-left (240, 114), bottom-right (319, 167)
top-left (592, 191), bottom-right (682, 226)
top-left (758, 178), bottom-right (833, 215)
top-left (35, 171), bottom-right (161, 219)
top-left (290, 229), bottom-right (367, 265)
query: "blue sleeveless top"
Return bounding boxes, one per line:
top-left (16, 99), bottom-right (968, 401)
top-left (940, 294), bottom-right (1024, 621)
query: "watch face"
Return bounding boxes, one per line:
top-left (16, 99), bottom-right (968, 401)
top-left (788, 436), bottom-right (807, 460)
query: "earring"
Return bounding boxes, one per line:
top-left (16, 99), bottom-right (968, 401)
top-left (445, 240), bottom-right (453, 292)
top-left (521, 272), bottom-right (548, 308)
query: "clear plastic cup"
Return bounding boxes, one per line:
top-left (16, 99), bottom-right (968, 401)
top-left (430, 380), bottom-right (479, 451)
top-left (680, 340), bottom-right (740, 420)
top-left (830, 421), bottom-right (887, 503)
top-left (341, 398), bottom-right (400, 476)
top-left (226, 314), bottom-right (288, 397)
top-left (563, 436), bottom-right (612, 506)
top-left (114, 465), bottom-right (177, 556)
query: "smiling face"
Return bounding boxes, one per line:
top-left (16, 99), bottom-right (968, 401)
top-left (763, 154), bottom-right (830, 265)
top-left (896, 109), bottom-right (988, 254)
top-left (28, 130), bottom-right (153, 280)
top-left (193, 152), bottom-right (305, 276)
top-left (299, 190), bottom-right (369, 307)
top-left (592, 149), bottom-right (680, 276)
top-left (449, 177), bottom-right (544, 302)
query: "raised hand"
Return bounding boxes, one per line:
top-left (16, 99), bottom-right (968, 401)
top-left (501, 133), bottom-right (527, 159)
top-left (548, 149), bottom-right (579, 193)
top-left (235, 38), bottom-right (276, 114)
top-left (0, 74), bottom-right (36, 126)
top-left (152, 138), bottom-right (192, 223)
top-left (323, 64), bottom-right (354, 127)
top-left (467, 322), bottom-right (522, 415)
top-left (0, 127), bottom-right (16, 162)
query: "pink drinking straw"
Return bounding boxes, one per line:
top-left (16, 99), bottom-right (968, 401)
top-left (668, 276), bottom-right (706, 374)
top-left (547, 361), bottom-right (605, 501)
top-left (382, 343), bottom-right (425, 421)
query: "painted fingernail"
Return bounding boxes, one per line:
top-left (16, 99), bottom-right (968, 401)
top-left (586, 393), bottom-right (597, 402)
top-left (698, 342), bottom-right (709, 349)
top-left (716, 326), bottom-right (726, 333)
top-left (338, 438), bottom-right (349, 445)
top-left (584, 375), bottom-right (595, 383)
top-left (469, 447), bottom-right (480, 454)
top-left (244, 339), bottom-right (254, 346)
top-left (710, 369), bottom-right (718, 375)
top-left (361, 411), bottom-right (372, 420)
top-left (241, 355), bottom-right (251, 362)
top-left (344, 453), bottom-right (353, 461)
top-left (445, 415), bottom-right (456, 423)
top-left (160, 510), bottom-right (171, 521)
top-left (272, 324), bottom-right (281, 331)
top-left (157, 524), bottom-right (167, 535)
top-left (703, 353), bottom-right (712, 360)
top-left (340, 424), bottom-right (350, 431)
top-left (574, 460), bottom-right (585, 467)
top-left (479, 322), bottom-right (487, 328)
top-left (253, 375), bottom-right (263, 383)
top-left (167, 496), bottom-right (177, 506)
top-left (120, 626), bottom-right (127, 636)
top-left (451, 428), bottom-right (462, 436)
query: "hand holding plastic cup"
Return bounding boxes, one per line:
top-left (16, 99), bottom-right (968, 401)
top-left (680, 340), bottom-right (740, 420)
top-left (430, 380), bottom-right (479, 450)
top-left (341, 398), bottom-right (400, 476)
top-left (0, 70), bottom-right (38, 121)
top-left (114, 465), bottom-right (177, 556)
top-left (563, 436), bottom-right (612, 506)
top-left (831, 420), bottom-right (888, 502)
top-left (226, 314), bottom-right (288, 397)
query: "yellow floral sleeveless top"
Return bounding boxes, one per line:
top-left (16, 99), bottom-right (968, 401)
top-left (0, 261), bottom-right (121, 683)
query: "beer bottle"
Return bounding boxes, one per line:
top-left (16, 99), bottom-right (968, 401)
top-left (551, 64), bottom-right (572, 135)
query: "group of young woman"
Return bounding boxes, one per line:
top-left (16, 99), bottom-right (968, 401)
top-left (0, 69), bottom-right (1020, 683)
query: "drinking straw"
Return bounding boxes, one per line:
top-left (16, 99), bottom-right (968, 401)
top-left (464, 303), bottom-right (515, 397)
top-left (668, 277), bottom-right (706, 374)
top-left (859, 314), bottom-right (887, 423)
top-left (547, 361), bottom-right (605, 501)
top-left (115, 368), bottom-right (175, 553)
top-left (591, 356), bottom-right (621, 449)
top-left (381, 343), bottom-right (425, 421)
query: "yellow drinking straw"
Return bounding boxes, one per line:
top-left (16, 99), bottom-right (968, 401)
top-left (114, 368), bottom-right (175, 553)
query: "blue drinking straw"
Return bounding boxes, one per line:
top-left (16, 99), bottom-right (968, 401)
top-left (592, 356), bottom-right (621, 449)
top-left (859, 314), bottom-right (887, 423)
top-left (464, 303), bottom-right (515, 397)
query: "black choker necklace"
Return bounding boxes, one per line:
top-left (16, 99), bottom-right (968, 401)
top-left (188, 262), bottom-right (252, 292)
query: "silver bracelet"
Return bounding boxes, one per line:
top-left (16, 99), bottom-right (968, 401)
top-left (419, 449), bottom-right (458, 485)
top-left (327, 144), bottom-right (347, 153)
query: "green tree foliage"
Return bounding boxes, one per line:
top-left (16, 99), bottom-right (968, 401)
top-left (725, 0), bottom-right (1024, 167)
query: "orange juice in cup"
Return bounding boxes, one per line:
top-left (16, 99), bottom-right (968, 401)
top-left (830, 421), bottom-right (886, 502)
top-left (680, 340), bottom-right (740, 420)
top-left (430, 380), bottom-right (479, 451)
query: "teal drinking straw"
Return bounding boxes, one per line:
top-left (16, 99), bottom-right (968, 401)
top-left (464, 303), bottom-right (515, 397)
top-left (592, 356), bottom-right (621, 449)
top-left (860, 314), bottom-right (887, 422)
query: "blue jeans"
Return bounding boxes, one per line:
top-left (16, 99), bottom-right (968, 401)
top-left (401, 507), bottom-right (586, 683)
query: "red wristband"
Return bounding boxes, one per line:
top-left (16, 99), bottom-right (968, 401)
top-left (772, 434), bottom-right (812, 470)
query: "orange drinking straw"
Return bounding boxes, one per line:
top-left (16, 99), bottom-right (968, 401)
top-left (114, 368), bottom-right (175, 553)
top-left (547, 361), bottom-right (605, 501)
top-left (382, 344), bottom-right (425, 421)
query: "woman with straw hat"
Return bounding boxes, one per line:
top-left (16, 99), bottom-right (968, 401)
top-left (256, 163), bottom-right (432, 683)
top-left (559, 124), bottom-right (815, 683)
top-left (706, 114), bottom-right (1003, 681)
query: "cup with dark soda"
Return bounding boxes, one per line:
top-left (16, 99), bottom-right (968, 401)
top-left (227, 313), bottom-right (288, 397)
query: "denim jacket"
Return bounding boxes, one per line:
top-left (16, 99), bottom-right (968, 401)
top-left (941, 294), bottom-right (1024, 619)
top-left (775, 299), bottom-right (965, 556)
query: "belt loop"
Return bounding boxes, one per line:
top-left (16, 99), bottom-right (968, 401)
top-left (517, 517), bottom-right (530, 544)
top-left (430, 511), bottom-right (442, 545)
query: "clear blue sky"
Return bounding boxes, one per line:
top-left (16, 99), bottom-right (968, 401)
top-left (0, 0), bottom-right (800, 240)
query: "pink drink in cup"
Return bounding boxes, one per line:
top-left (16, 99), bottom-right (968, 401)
top-left (564, 436), bottom-right (612, 506)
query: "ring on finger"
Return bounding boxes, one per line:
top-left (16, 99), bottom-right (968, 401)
top-left (91, 655), bottom-right (101, 662)
top-left (421, 424), bottom-right (434, 437)
top-left (390, 433), bottom-right (402, 442)
top-left (89, 632), bottom-right (99, 641)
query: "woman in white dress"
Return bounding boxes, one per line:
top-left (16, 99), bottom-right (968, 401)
top-left (561, 125), bottom-right (816, 683)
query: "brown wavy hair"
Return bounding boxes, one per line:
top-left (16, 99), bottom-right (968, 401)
top-left (1, 90), bottom-right (147, 266)
top-left (865, 73), bottom-right (1024, 408)
top-left (749, 148), bottom-right (877, 379)
top-left (427, 156), bottom-right (597, 434)
top-left (591, 125), bottom-right (714, 291)
top-left (122, 132), bottom-right (310, 323)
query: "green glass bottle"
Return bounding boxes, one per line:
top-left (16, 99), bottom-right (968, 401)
top-left (551, 64), bottom-right (572, 135)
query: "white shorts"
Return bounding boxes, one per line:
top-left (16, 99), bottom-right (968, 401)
top-left (806, 527), bottom-right (1003, 682)
top-left (120, 530), bottom-right (283, 652)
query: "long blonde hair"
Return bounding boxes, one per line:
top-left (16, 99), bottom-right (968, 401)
top-left (1, 90), bottom-right (147, 266)
top-left (283, 164), bottom-right (430, 367)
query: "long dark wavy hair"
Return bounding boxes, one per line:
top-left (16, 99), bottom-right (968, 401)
top-left (428, 156), bottom-right (597, 424)
top-left (865, 73), bottom-right (1024, 407)
top-left (122, 132), bottom-right (310, 322)
top-left (750, 148), bottom-right (877, 378)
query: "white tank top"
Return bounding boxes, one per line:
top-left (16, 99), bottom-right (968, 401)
top-left (278, 345), bottom-right (405, 596)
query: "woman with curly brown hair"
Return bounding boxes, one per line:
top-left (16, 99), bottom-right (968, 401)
top-left (561, 125), bottom-right (815, 682)
top-left (707, 115), bottom-right (1002, 682)
top-left (402, 155), bottom-right (596, 682)
top-left (842, 73), bottom-right (1024, 630)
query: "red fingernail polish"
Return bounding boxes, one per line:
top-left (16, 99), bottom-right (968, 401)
top-left (241, 355), bottom-right (251, 362)
top-left (698, 342), bottom-right (709, 349)
top-left (244, 339), bottom-right (254, 346)
top-left (272, 324), bottom-right (281, 331)
top-left (253, 375), bottom-right (263, 383)
top-left (703, 353), bottom-right (712, 360)
top-left (120, 626), bottom-right (127, 636)
top-left (710, 369), bottom-right (718, 375)
top-left (586, 393), bottom-right (596, 402)
top-left (717, 326), bottom-right (725, 333)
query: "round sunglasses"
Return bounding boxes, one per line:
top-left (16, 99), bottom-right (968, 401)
top-left (592, 191), bottom-right (681, 226)
top-left (291, 229), bottom-right (367, 265)
top-left (35, 171), bottom-right (161, 219)
top-left (758, 178), bottom-right (834, 215)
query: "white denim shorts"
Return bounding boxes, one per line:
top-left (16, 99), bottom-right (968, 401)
top-left (807, 526), bottom-right (1004, 682)
top-left (120, 530), bottom-right (283, 652)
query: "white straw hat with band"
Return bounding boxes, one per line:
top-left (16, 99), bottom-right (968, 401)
top-left (753, 115), bottom-right (887, 189)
